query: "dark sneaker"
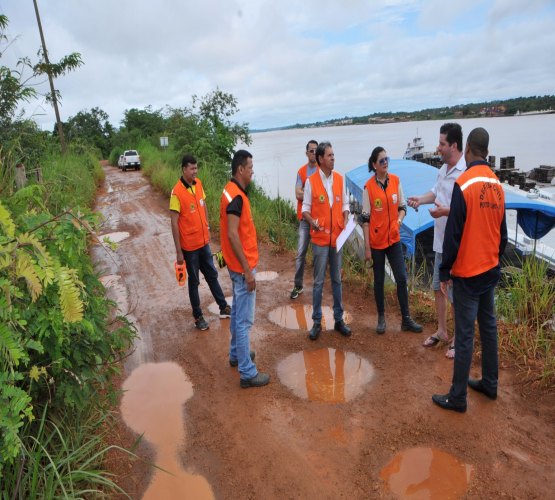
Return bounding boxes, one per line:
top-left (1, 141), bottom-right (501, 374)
top-left (431, 394), bottom-right (467, 413)
top-left (240, 372), bottom-right (270, 388)
top-left (468, 378), bottom-right (497, 400)
top-left (229, 350), bottom-right (256, 367)
top-left (401, 316), bottom-right (423, 333)
top-left (219, 305), bottom-right (231, 318)
top-left (194, 316), bottom-right (209, 331)
top-left (309, 323), bottom-right (322, 341)
top-left (290, 286), bottom-right (303, 299)
top-left (376, 314), bottom-right (386, 334)
top-left (334, 320), bottom-right (352, 337)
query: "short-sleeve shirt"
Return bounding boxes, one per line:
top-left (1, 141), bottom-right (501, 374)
top-left (169, 177), bottom-right (205, 212)
top-left (430, 154), bottom-right (466, 252)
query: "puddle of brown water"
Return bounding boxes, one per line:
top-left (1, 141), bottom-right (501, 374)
top-left (277, 348), bottom-right (374, 403)
top-left (98, 231), bottom-right (130, 244)
top-left (255, 271), bottom-right (278, 281)
top-left (120, 362), bottom-right (214, 500)
top-left (268, 304), bottom-right (352, 331)
top-left (380, 447), bottom-right (473, 499)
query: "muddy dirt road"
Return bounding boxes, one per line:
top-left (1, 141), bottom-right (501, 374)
top-left (93, 164), bottom-right (554, 499)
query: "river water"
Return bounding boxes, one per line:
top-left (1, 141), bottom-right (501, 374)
top-left (239, 113), bottom-right (555, 251)
top-left (242, 114), bottom-right (555, 204)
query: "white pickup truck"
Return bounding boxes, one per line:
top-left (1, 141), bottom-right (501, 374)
top-left (120, 150), bottom-right (141, 171)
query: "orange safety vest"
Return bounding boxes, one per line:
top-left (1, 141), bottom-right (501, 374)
top-left (220, 180), bottom-right (259, 273)
top-left (296, 164), bottom-right (309, 220)
top-left (171, 178), bottom-right (209, 251)
top-left (308, 170), bottom-right (345, 248)
top-left (364, 174), bottom-right (401, 250)
top-left (451, 165), bottom-right (505, 278)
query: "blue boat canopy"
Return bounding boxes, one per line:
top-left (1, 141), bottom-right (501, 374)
top-left (345, 159), bottom-right (555, 256)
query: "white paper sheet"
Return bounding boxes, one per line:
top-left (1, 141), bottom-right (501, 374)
top-left (336, 215), bottom-right (357, 251)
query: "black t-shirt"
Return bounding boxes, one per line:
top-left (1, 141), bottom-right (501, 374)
top-left (226, 178), bottom-right (247, 216)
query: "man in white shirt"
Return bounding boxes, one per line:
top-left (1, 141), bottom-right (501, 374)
top-left (407, 123), bottom-right (466, 358)
top-left (302, 141), bottom-right (351, 340)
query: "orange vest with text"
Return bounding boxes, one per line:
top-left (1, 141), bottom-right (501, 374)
top-left (364, 174), bottom-right (401, 250)
top-left (451, 165), bottom-right (505, 278)
top-left (220, 181), bottom-right (259, 273)
top-left (296, 164), bottom-right (309, 220)
top-left (171, 178), bottom-right (209, 251)
top-left (308, 170), bottom-right (345, 248)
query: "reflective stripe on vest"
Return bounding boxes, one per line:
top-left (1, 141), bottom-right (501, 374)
top-left (309, 171), bottom-right (344, 248)
top-left (172, 178), bottom-right (209, 251)
top-left (451, 166), bottom-right (505, 278)
top-left (296, 164), bottom-right (308, 220)
top-left (219, 181), bottom-right (259, 273)
top-left (364, 174), bottom-right (401, 250)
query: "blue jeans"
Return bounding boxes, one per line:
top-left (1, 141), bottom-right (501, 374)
top-left (228, 269), bottom-right (257, 380)
top-left (448, 278), bottom-right (499, 405)
top-left (371, 242), bottom-right (410, 317)
top-left (183, 243), bottom-right (228, 319)
top-left (311, 244), bottom-right (343, 324)
top-left (294, 220), bottom-right (311, 288)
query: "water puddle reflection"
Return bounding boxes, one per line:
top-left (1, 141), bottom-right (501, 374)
top-left (268, 304), bottom-right (351, 330)
top-left (98, 231), bottom-right (130, 244)
top-left (380, 447), bottom-right (473, 499)
top-left (277, 348), bottom-right (373, 402)
top-left (120, 362), bottom-right (214, 499)
top-left (255, 271), bottom-right (278, 281)
top-left (208, 296), bottom-right (233, 316)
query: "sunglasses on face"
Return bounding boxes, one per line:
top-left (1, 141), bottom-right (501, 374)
top-left (378, 156), bottom-right (390, 165)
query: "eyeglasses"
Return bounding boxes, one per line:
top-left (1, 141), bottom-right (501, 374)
top-left (378, 156), bottom-right (390, 165)
top-left (308, 149), bottom-right (316, 153)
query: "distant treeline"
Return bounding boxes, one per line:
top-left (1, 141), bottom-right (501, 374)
top-left (256, 95), bottom-right (555, 132)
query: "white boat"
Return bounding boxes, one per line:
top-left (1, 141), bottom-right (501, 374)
top-left (403, 135), bottom-right (425, 160)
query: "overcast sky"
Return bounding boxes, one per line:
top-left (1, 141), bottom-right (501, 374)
top-left (2, 0), bottom-right (555, 131)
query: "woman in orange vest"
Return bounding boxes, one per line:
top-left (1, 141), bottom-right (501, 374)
top-left (360, 147), bottom-right (422, 335)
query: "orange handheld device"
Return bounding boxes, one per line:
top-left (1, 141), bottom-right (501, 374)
top-left (174, 261), bottom-right (187, 286)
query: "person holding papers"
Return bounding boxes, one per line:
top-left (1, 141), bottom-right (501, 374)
top-left (302, 141), bottom-right (352, 341)
top-left (360, 147), bottom-right (423, 335)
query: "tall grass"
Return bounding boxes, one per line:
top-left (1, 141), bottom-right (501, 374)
top-left (497, 257), bottom-right (555, 386)
top-left (2, 406), bottom-right (133, 499)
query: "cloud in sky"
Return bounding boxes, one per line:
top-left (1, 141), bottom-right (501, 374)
top-left (1, 0), bottom-right (554, 130)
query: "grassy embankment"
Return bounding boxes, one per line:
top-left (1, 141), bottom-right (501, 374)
top-left (134, 141), bottom-right (554, 387)
top-left (1, 146), bottom-right (135, 496)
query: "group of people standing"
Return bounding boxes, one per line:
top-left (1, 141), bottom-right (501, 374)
top-left (169, 123), bottom-right (507, 413)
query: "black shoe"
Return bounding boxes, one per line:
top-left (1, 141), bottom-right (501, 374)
top-left (229, 350), bottom-right (256, 367)
top-left (240, 372), bottom-right (270, 388)
top-left (194, 316), bottom-right (209, 331)
top-left (431, 394), bottom-right (467, 413)
top-left (376, 314), bottom-right (386, 334)
top-left (401, 316), bottom-right (423, 333)
top-left (468, 378), bottom-right (497, 400)
top-left (219, 305), bottom-right (231, 318)
top-left (290, 286), bottom-right (303, 299)
top-left (334, 320), bottom-right (352, 337)
top-left (309, 323), bottom-right (322, 340)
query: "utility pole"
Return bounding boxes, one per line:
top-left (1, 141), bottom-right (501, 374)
top-left (32, 0), bottom-right (67, 153)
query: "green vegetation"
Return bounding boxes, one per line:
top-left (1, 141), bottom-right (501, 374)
top-left (497, 258), bottom-right (555, 386)
top-left (257, 94), bottom-right (555, 132)
top-left (1, 15), bottom-right (134, 496)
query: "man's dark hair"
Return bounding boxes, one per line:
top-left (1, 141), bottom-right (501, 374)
top-left (315, 141), bottom-right (332, 166)
top-left (466, 127), bottom-right (489, 159)
top-left (181, 154), bottom-right (197, 168)
top-left (306, 140), bottom-right (318, 151)
top-left (440, 123), bottom-right (463, 152)
top-left (231, 149), bottom-right (253, 176)
top-left (368, 146), bottom-right (385, 172)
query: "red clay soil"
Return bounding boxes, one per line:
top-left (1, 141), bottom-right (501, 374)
top-left (95, 164), bottom-right (554, 499)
